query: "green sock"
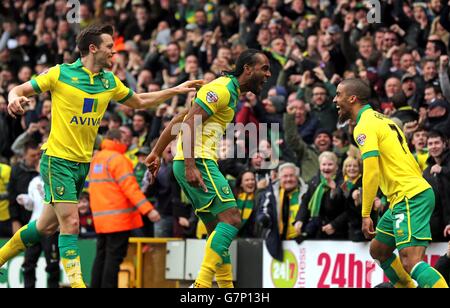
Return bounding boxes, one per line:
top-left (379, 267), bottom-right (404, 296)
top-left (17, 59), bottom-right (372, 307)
top-left (195, 223), bottom-right (238, 288)
top-left (380, 254), bottom-right (416, 288)
top-left (20, 221), bottom-right (42, 247)
top-left (411, 261), bottom-right (449, 288)
top-left (0, 221), bottom-right (41, 267)
top-left (59, 234), bottom-right (86, 288)
top-left (210, 222), bottom-right (239, 264)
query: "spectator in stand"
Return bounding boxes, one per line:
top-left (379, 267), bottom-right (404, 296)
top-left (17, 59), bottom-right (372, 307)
top-left (285, 98), bottom-right (319, 145)
top-left (340, 156), bottom-right (380, 242)
top-left (78, 192), bottom-right (95, 239)
top-left (424, 99), bottom-right (450, 137)
top-left (423, 130), bottom-right (450, 242)
top-left (294, 151), bottom-right (347, 240)
top-left (132, 110), bottom-right (151, 147)
top-left (234, 170), bottom-right (258, 238)
top-left (8, 141), bottom-right (40, 233)
top-left (390, 91), bottom-right (419, 126)
top-left (134, 146), bottom-right (150, 188)
top-left (332, 129), bottom-right (360, 166)
top-left (410, 126), bottom-right (429, 172)
top-left (144, 141), bottom-right (181, 238)
top-left (298, 83), bottom-right (338, 134)
top-left (257, 163), bottom-right (308, 261)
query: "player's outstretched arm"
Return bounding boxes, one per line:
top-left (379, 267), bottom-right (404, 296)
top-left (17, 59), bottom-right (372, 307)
top-left (7, 82), bottom-right (37, 118)
top-left (126, 80), bottom-right (204, 109)
top-left (145, 109), bottom-right (188, 177)
top-left (361, 156), bottom-right (380, 239)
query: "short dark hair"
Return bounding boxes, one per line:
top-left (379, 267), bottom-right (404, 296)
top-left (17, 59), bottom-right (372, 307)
top-left (421, 57), bottom-right (436, 68)
top-left (110, 113), bottom-right (123, 125)
top-left (428, 130), bottom-right (448, 144)
top-left (340, 78), bottom-right (372, 105)
top-left (225, 48), bottom-right (266, 77)
top-left (391, 91), bottom-right (407, 109)
top-left (412, 125), bottom-right (427, 135)
top-left (79, 191), bottom-right (90, 201)
top-left (312, 83), bottom-right (328, 94)
top-left (105, 128), bottom-right (122, 141)
top-left (424, 83), bottom-right (442, 94)
top-left (428, 40), bottom-right (447, 55)
top-left (76, 24), bottom-right (114, 57)
top-left (24, 140), bottom-right (40, 153)
top-left (134, 110), bottom-right (150, 124)
top-left (332, 129), bottom-right (349, 143)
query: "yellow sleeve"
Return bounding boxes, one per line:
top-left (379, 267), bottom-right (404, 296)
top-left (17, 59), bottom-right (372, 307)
top-left (354, 122), bottom-right (379, 160)
top-left (194, 83), bottom-right (230, 116)
top-left (112, 75), bottom-right (134, 104)
top-left (30, 65), bottom-right (60, 93)
top-left (361, 157), bottom-right (380, 217)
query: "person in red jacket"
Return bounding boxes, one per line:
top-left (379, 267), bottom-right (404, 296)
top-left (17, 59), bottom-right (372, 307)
top-left (89, 129), bottom-right (160, 288)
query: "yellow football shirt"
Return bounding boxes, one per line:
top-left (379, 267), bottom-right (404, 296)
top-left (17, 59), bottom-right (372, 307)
top-left (30, 59), bottom-right (133, 163)
top-left (174, 75), bottom-right (240, 162)
top-left (353, 105), bottom-right (430, 207)
top-left (0, 163), bottom-right (11, 221)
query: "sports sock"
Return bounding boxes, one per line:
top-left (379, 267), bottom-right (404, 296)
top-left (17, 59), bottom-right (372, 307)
top-left (215, 263), bottom-right (234, 288)
top-left (380, 254), bottom-right (416, 288)
top-left (411, 261), bottom-right (449, 288)
top-left (0, 221), bottom-right (41, 267)
top-left (195, 222), bottom-right (238, 288)
top-left (59, 234), bottom-right (86, 288)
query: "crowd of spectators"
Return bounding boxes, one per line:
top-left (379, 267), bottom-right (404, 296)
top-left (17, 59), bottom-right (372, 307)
top-left (0, 0), bottom-right (449, 262)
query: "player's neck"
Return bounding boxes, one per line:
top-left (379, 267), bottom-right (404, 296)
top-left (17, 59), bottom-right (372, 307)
top-left (237, 76), bottom-right (250, 93)
top-left (351, 105), bottom-right (365, 122)
top-left (81, 57), bottom-right (102, 74)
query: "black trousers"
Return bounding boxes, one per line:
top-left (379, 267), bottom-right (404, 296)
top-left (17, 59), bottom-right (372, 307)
top-left (22, 232), bottom-right (60, 288)
top-left (91, 231), bottom-right (130, 288)
top-left (0, 219), bottom-right (12, 237)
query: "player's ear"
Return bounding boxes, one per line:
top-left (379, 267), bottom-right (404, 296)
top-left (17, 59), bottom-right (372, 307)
top-left (244, 64), bottom-right (251, 75)
top-left (89, 43), bottom-right (98, 54)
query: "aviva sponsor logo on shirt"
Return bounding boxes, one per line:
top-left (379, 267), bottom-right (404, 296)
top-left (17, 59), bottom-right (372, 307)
top-left (69, 98), bottom-right (101, 126)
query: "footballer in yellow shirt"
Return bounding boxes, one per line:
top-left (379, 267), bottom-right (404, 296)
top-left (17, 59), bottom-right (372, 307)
top-left (146, 49), bottom-right (271, 288)
top-left (3, 24), bottom-right (202, 288)
top-left (334, 78), bottom-right (447, 288)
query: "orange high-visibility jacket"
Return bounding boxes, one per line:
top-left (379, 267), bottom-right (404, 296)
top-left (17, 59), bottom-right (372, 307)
top-left (89, 139), bottom-right (154, 233)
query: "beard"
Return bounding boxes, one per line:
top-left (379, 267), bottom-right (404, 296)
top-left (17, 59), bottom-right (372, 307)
top-left (249, 75), bottom-right (264, 95)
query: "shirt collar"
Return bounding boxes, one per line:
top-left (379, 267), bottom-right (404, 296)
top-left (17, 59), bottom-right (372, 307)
top-left (356, 104), bottom-right (372, 125)
top-left (73, 58), bottom-right (105, 76)
top-left (227, 74), bottom-right (241, 95)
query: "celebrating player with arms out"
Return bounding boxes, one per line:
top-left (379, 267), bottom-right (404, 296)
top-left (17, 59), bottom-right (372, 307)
top-left (333, 78), bottom-right (448, 288)
top-left (1, 24), bottom-right (203, 288)
top-left (146, 49), bottom-right (271, 288)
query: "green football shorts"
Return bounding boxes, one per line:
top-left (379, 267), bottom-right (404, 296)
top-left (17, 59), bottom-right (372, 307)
top-left (173, 159), bottom-right (237, 224)
top-left (40, 152), bottom-right (90, 204)
top-left (375, 188), bottom-right (435, 251)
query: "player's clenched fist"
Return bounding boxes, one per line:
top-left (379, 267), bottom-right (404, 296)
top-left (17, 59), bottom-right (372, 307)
top-left (7, 96), bottom-right (30, 118)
